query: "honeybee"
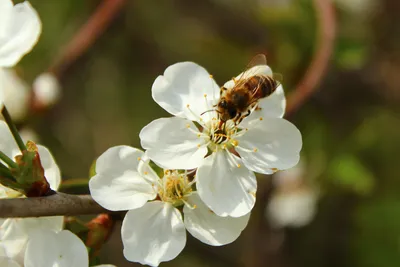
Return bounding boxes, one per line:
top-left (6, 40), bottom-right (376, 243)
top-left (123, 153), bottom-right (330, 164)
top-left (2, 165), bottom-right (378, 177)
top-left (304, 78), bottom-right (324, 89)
top-left (216, 54), bottom-right (281, 124)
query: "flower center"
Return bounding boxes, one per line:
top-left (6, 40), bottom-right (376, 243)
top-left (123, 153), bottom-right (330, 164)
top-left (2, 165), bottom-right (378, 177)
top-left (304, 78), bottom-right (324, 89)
top-left (158, 170), bottom-right (193, 207)
top-left (203, 119), bottom-right (239, 152)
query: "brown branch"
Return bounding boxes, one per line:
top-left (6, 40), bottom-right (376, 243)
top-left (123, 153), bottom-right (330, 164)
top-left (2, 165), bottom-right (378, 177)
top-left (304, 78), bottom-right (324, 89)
top-left (0, 192), bottom-right (107, 218)
top-left (48, 0), bottom-right (127, 78)
top-left (285, 0), bottom-right (336, 116)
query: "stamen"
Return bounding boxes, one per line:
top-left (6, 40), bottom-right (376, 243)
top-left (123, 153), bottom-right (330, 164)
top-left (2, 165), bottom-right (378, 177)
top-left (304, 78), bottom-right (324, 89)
top-left (186, 105), bottom-right (206, 126)
top-left (182, 199), bottom-right (197, 210)
top-left (231, 140), bottom-right (239, 147)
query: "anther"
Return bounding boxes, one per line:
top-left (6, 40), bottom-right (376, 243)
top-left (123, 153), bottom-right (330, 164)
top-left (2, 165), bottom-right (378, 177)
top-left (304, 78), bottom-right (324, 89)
top-left (144, 171), bottom-right (148, 175)
top-left (253, 148), bottom-right (258, 152)
top-left (231, 140), bottom-right (239, 146)
top-left (186, 124), bottom-right (191, 128)
top-left (186, 104), bottom-right (190, 108)
top-left (209, 74), bottom-right (213, 78)
top-left (204, 94), bottom-right (207, 98)
top-left (197, 133), bottom-right (201, 137)
top-left (137, 157), bottom-right (141, 161)
top-left (259, 117), bottom-right (263, 121)
top-left (237, 164), bottom-right (241, 168)
top-left (197, 144), bottom-right (201, 148)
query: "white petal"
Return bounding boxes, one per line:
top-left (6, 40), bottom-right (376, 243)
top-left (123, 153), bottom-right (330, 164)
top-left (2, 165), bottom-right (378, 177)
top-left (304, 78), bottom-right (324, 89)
top-left (36, 145), bottom-right (61, 191)
top-left (236, 117), bottom-right (302, 174)
top-left (95, 145), bottom-right (144, 174)
top-left (90, 146), bottom-right (158, 211)
top-left (0, 68), bottom-right (29, 122)
top-left (0, 257), bottom-right (21, 267)
top-left (0, 0), bottom-right (13, 37)
top-left (15, 216), bottom-right (64, 234)
top-left (223, 65), bottom-right (273, 89)
top-left (0, 219), bottom-right (28, 261)
top-left (0, 76), bottom-right (3, 110)
top-left (152, 62), bottom-right (220, 121)
top-left (0, 121), bottom-right (19, 161)
top-left (0, 2), bottom-right (41, 67)
top-left (140, 117), bottom-right (208, 170)
top-left (19, 128), bottom-right (39, 143)
top-left (122, 201), bottom-right (186, 266)
top-left (184, 193), bottom-right (250, 246)
top-left (196, 151), bottom-right (257, 217)
top-left (239, 85), bottom-right (286, 129)
top-left (25, 229), bottom-right (88, 267)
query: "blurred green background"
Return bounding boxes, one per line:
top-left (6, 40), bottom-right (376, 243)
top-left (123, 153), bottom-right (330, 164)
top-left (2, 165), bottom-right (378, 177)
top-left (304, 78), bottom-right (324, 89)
top-left (11, 0), bottom-right (400, 266)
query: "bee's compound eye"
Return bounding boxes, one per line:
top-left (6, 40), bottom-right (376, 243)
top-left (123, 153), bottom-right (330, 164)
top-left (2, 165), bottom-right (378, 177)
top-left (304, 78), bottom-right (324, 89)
top-left (228, 108), bottom-right (237, 118)
top-left (219, 100), bottom-right (228, 109)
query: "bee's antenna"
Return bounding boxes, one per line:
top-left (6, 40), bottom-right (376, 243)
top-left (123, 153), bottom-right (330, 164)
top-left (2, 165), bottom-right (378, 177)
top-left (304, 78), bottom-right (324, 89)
top-left (201, 109), bottom-right (219, 116)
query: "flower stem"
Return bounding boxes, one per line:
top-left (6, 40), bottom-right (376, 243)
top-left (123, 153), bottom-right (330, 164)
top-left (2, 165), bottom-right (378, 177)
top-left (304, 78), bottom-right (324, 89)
top-left (1, 106), bottom-right (27, 152)
top-left (0, 150), bottom-right (17, 169)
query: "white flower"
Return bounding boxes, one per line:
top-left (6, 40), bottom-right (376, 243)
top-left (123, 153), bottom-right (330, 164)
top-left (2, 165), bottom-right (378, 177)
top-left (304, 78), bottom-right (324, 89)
top-left (266, 165), bottom-right (318, 228)
top-left (32, 72), bottom-right (61, 108)
top-left (0, 0), bottom-right (41, 67)
top-left (89, 146), bottom-right (250, 267)
top-left (0, 120), bottom-right (63, 264)
top-left (140, 61), bottom-right (302, 217)
top-left (0, 68), bottom-right (30, 122)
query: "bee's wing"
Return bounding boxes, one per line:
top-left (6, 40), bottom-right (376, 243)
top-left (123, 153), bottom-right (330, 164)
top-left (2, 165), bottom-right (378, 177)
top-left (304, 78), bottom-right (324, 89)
top-left (246, 54), bottom-right (267, 68)
top-left (273, 73), bottom-right (283, 87)
top-left (232, 54), bottom-right (268, 89)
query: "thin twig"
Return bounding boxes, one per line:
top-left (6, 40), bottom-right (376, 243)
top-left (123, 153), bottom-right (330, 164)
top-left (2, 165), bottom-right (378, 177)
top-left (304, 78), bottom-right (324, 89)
top-left (48, 0), bottom-right (127, 78)
top-left (285, 0), bottom-right (336, 116)
top-left (0, 192), bottom-right (107, 218)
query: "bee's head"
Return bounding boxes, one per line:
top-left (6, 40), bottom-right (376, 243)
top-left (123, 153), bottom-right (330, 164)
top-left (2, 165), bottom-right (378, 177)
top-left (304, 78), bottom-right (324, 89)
top-left (217, 99), bottom-right (237, 121)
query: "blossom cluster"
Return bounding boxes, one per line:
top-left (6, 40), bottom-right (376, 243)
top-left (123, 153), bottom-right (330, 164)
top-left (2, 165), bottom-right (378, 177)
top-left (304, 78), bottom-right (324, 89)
top-left (0, 0), bottom-right (303, 266)
top-left (89, 61), bottom-right (302, 264)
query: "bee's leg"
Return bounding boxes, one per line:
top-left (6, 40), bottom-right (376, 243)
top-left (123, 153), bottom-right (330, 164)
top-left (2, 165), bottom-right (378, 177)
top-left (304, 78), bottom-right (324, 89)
top-left (236, 110), bottom-right (251, 125)
top-left (234, 112), bottom-right (243, 125)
